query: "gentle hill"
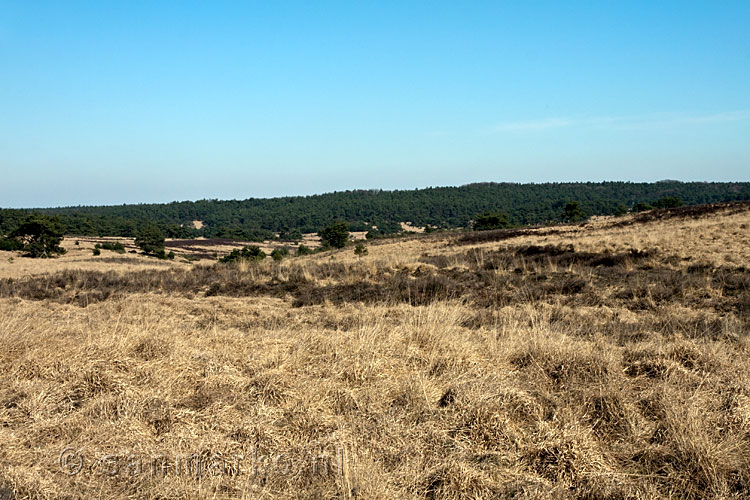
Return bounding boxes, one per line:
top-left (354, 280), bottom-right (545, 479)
top-left (1, 200), bottom-right (749, 498)
top-left (1, 181), bottom-right (749, 240)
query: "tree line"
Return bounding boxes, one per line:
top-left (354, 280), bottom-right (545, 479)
top-left (1, 181), bottom-right (748, 242)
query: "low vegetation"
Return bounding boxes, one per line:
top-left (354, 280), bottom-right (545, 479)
top-left (0, 203), bottom-right (749, 499)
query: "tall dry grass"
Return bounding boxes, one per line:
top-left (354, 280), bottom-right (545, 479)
top-left (0, 204), bottom-right (749, 499)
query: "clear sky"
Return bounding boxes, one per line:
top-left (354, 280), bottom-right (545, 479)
top-left (1, 1), bottom-right (749, 208)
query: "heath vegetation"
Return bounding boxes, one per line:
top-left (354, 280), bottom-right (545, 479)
top-left (0, 202), bottom-right (749, 499)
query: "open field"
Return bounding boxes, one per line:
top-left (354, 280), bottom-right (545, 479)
top-left (1, 204), bottom-right (749, 499)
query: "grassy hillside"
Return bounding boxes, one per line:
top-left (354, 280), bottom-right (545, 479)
top-left (2, 181), bottom-right (749, 240)
top-left (1, 203), bottom-right (749, 499)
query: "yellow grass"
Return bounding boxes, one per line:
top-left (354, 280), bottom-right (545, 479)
top-left (1, 205), bottom-right (749, 499)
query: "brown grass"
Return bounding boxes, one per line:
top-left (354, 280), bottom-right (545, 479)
top-left (1, 204), bottom-right (749, 499)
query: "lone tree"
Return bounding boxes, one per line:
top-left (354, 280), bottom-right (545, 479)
top-left (134, 223), bottom-right (165, 256)
top-left (319, 221), bottom-right (349, 249)
top-left (472, 211), bottom-right (510, 231)
top-left (562, 201), bottom-right (587, 223)
top-left (10, 215), bottom-right (66, 258)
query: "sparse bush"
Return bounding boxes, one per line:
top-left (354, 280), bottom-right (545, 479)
top-left (354, 242), bottom-right (368, 257)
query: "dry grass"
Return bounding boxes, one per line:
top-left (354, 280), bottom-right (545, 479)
top-left (1, 204), bottom-right (749, 499)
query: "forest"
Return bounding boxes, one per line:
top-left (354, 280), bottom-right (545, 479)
top-left (1, 181), bottom-right (748, 241)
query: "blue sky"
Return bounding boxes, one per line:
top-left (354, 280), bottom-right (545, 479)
top-left (1, 1), bottom-right (749, 208)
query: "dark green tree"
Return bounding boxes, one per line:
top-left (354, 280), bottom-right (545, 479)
top-left (134, 224), bottom-right (165, 255)
top-left (472, 211), bottom-right (510, 231)
top-left (10, 215), bottom-right (66, 258)
top-left (653, 196), bottom-right (683, 209)
top-left (319, 221), bottom-right (349, 249)
top-left (562, 201), bottom-right (587, 222)
top-left (219, 245), bottom-right (266, 263)
top-left (296, 244), bottom-right (313, 256)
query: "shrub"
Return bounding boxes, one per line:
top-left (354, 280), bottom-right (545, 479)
top-left (354, 243), bottom-right (368, 257)
top-left (92, 247), bottom-right (101, 256)
top-left (472, 211), bottom-right (510, 231)
top-left (220, 245), bottom-right (266, 263)
top-left (271, 247), bottom-right (289, 261)
top-left (0, 237), bottom-right (24, 251)
top-left (95, 242), bottom-right (126, 253)
top-left (653, 196), bottom-right (683, 209)
top-left (296, 244), bottom-right (312, 256)
top-left (633, 202), bottom-right (653, 212)
top-left (319, 221), bottom-right (349, 249)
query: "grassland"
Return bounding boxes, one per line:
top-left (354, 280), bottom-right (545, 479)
top-left (1, 203), bottom-right (749, 499)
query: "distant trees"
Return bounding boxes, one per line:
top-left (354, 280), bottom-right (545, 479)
top-left (4, 183), bottom-right (746, 241)
top-left (319, 221), bottom-right (349, 249)
top-left (562, 201), bottom-right (587, 223)
top-left (472, 211), bottom-right (510, 231)
top-left (9, 215), bottom-right (66, 258)
top-left (135, 224), bottom-right (165, 256)
top-left (219, 245), bottom-right (266, 263)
